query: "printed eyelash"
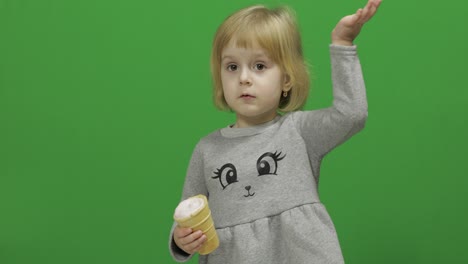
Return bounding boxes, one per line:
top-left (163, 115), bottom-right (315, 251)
top-left (212, 163), bottom-right (238, 190)
top-left (212, 168), bottom-right (226, 190)
top-left (256, 151), bottom-right (286, 176)
top-left (212, 168), bottom-right (222, 179)
top-left (272, 151), bottom-right (286, 161)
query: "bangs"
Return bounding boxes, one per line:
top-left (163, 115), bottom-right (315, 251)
top-left (229, 19), bottom-right (282, 62)
top-left (216, 6), bottom-right (288, 64)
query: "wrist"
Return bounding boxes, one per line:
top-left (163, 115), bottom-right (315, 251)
top-left (331, 30), bottom-right (353, 46)
top-left (331, 38), bottom-right (353, 46)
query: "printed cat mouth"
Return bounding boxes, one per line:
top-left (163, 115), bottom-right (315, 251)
top-left (244, 191), bottom-right (255, 197)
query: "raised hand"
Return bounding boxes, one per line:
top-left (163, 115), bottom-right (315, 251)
top-left (331, 0), bottom-right (382, 46)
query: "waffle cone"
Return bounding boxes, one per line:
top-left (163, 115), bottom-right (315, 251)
top-left (174, 195), bottom-right (219, 255)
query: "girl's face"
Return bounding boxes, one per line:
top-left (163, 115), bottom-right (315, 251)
top-left (221, 39), bottom-right (286, 128)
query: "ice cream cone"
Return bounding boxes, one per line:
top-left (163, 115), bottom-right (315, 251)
top-left (174, 194), bottom-right (219, 255)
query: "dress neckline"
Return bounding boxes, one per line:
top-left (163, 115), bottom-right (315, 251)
top-left (220, 115), bottom-right (283, 138)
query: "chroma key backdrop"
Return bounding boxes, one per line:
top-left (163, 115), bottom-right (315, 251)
top-left (1, 0), bottom-right (467, 263)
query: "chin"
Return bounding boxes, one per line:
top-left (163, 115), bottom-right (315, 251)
top-left (233, 107), bottom-right (262, 117)
top-left (238, 109), bottom-right (277, 120)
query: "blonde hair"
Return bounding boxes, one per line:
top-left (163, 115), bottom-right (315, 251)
top-left (210, 5), bottom-right (310, 112)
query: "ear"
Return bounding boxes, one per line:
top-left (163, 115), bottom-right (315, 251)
top-left (283, 74), bottom-right (292, 92)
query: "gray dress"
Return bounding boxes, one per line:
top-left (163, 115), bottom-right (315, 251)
top-left (169, 45), bottom-right (367, 264)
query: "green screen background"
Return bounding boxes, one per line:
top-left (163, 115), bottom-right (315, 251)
top-left (1, 0), bottom-right (467, 263)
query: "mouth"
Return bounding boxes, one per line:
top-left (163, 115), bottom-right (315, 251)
top-left (240, 93), bottom-right (256, 99)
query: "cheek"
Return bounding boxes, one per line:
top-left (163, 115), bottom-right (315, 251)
top-left (221, 82), bottom-right (235, 103)
top-left (263, 77), bottom-right (284, 97)
top-left (221, 75), bottom-right (236, 93)
top-left (220, 74), bottom-right (230, 90)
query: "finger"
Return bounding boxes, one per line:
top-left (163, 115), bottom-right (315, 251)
top-left (358, 2), bottom-right (371, 24)
top-left (359, 0), bottom-right (381, 25)
top-left (174, 227), bottom-right (193, 238)
top-left (192, 243), bottom-right (203, 253)
top-left (365, 4), bottom-right (378, 22)
top-left (180, 230), bottom-right (204, 246)
top-left (351, 8), bottom-right (363, 25)
top-left (185, 234), bottom-right (207, 254)
top-left (366, 0), bottom-right (382, 21)
top-left (192, 236), bottom-right (207, 252)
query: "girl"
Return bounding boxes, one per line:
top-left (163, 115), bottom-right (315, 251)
top-left (169, 0), bottom-right (381, 263)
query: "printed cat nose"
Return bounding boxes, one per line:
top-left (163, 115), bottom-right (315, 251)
top-left (245, 186), bottom-right (251, 191)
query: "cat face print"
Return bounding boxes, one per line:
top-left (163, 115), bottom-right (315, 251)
top-left (212, 151), bottom-right (286, 198)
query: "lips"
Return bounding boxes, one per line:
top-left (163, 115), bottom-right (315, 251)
top-left (240, 93), bottom-right (256, 99)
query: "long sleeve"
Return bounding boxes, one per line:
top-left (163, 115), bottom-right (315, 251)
top-left (293, 44), bottom-right (368, 160)
top-left (168, 143), bottom-right (208, 262)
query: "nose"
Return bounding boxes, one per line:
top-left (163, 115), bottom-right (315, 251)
top-left (239, 68), bottom-right (252, 86)
top-left (245, 186), bottom-right (251, 191)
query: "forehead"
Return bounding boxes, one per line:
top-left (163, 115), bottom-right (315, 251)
top-left (221, 38), bottom-right (270, 59)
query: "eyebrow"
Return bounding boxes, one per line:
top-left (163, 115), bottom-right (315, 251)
top-left (221, 55), bottom-right (234, 61)
top-left (221, 52), bottom-right (269, 61)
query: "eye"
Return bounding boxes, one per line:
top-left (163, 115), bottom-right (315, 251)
top-left (227, 64), bottom-right (238, 71)
top-left (254, 63), bottom-right (266, 71)
top-left (256, 151), bottom-right (286, 176)
top-left (212, 163), bottom-right (238, 189)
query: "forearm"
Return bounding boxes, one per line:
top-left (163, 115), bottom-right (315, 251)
top-left (330, 44), bottom-right (368, 120)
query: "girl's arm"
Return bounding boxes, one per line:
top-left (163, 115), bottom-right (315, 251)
top-left (169, 144), bottom-right (208, 262)
top-left (179, 145), bottom-right (208, 200)
top-left (293, 0), bottom-right (381, 158)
